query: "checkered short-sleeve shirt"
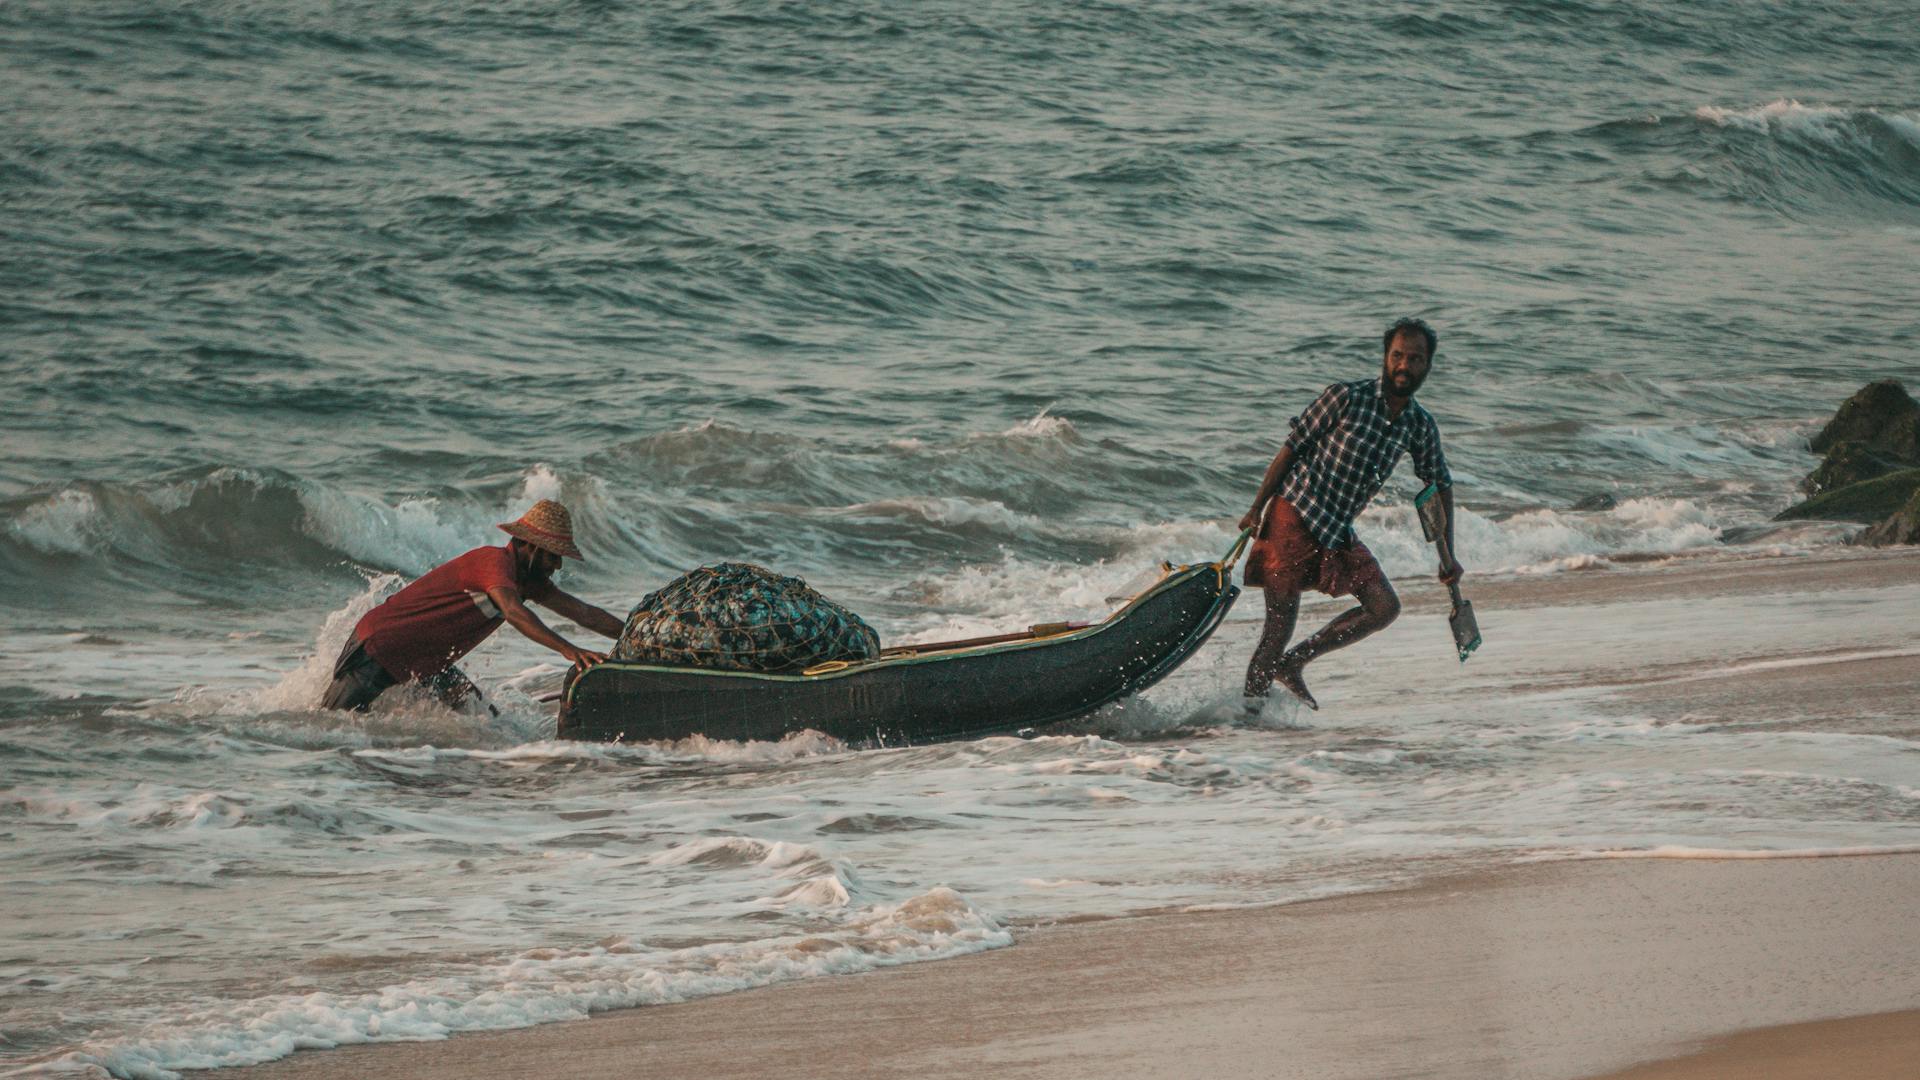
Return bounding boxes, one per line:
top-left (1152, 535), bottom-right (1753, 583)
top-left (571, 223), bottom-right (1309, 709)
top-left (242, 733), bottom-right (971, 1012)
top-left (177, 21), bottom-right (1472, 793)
top-left (1278, 377), bottom-right (1452, 549)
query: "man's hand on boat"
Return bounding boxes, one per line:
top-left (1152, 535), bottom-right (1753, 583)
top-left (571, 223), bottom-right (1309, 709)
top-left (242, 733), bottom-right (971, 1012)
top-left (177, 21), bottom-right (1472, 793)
top-left (563, 645), bottom-right (608, 670)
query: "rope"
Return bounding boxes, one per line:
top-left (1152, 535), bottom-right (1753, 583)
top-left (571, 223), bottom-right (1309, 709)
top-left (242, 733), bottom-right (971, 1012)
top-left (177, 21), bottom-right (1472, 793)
top-left (1220, 527), bottom-right (1254, 571)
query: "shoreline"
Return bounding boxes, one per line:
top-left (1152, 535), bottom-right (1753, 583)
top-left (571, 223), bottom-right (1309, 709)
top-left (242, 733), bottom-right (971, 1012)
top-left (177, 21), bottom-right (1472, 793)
top-left (199, 852), bottom-right (1920, 1080)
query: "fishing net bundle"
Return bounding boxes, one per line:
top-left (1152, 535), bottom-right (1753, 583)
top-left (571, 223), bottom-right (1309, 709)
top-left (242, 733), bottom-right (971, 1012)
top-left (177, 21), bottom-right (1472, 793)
top-left (613, 562), bottom-right (881, 673)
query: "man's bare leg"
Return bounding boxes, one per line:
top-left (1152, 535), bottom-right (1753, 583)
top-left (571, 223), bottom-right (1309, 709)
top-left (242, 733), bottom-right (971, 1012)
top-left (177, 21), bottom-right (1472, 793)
top-left (1244, 581), bottom-right (1302, 706)
top-left (1274, 577), bottom-right (1401, 709)
top-left (424, 665), bottom-right (499, 717)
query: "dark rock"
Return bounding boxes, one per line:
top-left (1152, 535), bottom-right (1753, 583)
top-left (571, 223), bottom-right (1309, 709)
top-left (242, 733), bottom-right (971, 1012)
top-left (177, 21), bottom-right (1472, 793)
top-left (1783, 379), bottom-right (1920, 514)
top-left (1775, 468), bottom-right (1920, 524)
top-left (1801, 440), bottom-right (1902, 495)
top-left (1808, 379), bottom-right (1920, 459)
top-left (1569, 492), bottom-right (1617, 512)
top-left (1850, 487), bottom-right (1920, 547)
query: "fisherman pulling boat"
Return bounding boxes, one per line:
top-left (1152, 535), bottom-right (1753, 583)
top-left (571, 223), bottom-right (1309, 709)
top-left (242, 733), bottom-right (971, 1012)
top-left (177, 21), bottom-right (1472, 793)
top-left (319, 318), bottom-right (1470, 729)
top-left (1238, 317), bottom-right (1466, 712)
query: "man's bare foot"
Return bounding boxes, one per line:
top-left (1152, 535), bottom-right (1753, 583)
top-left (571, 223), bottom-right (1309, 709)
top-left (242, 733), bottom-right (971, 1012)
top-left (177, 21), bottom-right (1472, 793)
top-left (1273, 659), bottom-right (1319, 711)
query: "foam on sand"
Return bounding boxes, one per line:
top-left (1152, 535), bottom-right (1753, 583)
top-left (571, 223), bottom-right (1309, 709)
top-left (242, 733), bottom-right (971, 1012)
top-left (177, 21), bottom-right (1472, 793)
top-left (45, 889), bottom-right (1008, 1080)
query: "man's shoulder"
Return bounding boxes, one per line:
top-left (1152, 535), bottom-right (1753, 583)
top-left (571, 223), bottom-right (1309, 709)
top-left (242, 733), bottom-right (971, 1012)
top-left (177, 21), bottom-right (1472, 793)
top-left (440, 544), bottom-right (516, 582)
top-left (1407, 398), bottom-right (1441, 431)
top-left (449, 544), bottom-right (512, 567)
top-left (382, 546), bottom-right (509, 603)
top-left (1308, 379), bottom-right (1364, 406)
top-left (1327, 377), bottom-right (1379, 406)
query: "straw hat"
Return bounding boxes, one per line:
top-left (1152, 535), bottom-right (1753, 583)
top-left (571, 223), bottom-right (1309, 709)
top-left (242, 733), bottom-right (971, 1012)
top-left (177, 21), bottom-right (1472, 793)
top-left (498, 499), bottom-right (584, 559)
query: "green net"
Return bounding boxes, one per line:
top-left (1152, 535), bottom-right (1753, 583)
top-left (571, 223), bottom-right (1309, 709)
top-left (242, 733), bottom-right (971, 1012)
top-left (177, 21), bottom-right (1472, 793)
top-left (612, 562), bottom-right (881, 673)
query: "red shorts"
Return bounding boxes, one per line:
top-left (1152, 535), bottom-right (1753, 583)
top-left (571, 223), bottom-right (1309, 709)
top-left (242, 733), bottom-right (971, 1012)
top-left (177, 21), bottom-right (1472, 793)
top-left (1244, 499), bottom-right (1385, 598)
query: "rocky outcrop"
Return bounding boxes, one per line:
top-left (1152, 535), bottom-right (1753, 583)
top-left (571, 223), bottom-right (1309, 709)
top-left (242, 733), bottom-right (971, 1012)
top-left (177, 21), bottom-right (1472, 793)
top-left (1776, 380), bottom-right (1920, 544)
top-left (1852, 487), bottom-right (1920, 547)
top-left (1777, 468), bottom-right (1920, 524)
top-left (1808, 379), bottom-right (1920, 459)
top-left (1801, 440), bottom-right (1902, 495)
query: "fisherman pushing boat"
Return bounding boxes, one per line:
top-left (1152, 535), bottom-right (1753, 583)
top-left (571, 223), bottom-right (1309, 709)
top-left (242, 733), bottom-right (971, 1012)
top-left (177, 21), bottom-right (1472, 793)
top-left (320, 499), bottom-right (622, 712)
top-left (1238, 318), bottom-right (1464, 711)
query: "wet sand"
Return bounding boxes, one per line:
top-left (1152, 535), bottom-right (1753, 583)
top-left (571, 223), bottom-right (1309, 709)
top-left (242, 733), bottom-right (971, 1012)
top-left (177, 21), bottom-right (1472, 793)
top-left (1590, 1009), bottom-right (1920, 1080)
top-left (198, 548), bottom-right (1920, 1080)
top-left (204, 853), bottom-right (1920, 1080)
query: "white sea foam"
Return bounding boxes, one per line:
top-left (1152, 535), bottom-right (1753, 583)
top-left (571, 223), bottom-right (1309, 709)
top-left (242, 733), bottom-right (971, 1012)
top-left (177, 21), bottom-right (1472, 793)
top-left (890, 562), bottom-right (1131, 643)
top-left (888, 492), bottom-right (1749, 647)
top-left (1343, 496), bottom-right (1724, 578)
top-left (351, 727), bottom-right (850, 766)
top-left (1110, 518), bottom-right (1241, 561)
top-left (831, 495), bottom-right (1038, 531)
top-left (515, 463), bottom-right (566, 505)
top-left (994, 404), bottom-right (1077, 440)
top-left (243, 574), bottom-right (402, 712)
top-left (295, 489), bottom-right (484, 576)
top-left (7, 787), bottom-right (248, 831)
top-left (643, 836), bottom-right (868, 909)
top-left (53, 888), bottom-right (1008, 1080)
top-left (1696, 98), bottom-right (1845, 131)
top-left (6, 488), bottom-right (103, 555)
top-left (649, 835), bottom-right (818, 868)
top-left (1694, 99), bottom-right (1920, 150)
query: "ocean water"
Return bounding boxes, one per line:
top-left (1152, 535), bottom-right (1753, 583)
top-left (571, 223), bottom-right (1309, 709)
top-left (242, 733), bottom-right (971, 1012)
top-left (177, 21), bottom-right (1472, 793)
top-left (4, 1), bottom-right (1919, 1075)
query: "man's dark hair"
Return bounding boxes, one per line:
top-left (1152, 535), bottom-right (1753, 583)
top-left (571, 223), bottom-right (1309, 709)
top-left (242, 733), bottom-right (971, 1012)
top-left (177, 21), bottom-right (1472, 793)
top-left (1383, 317), bottom-right (1437, 359)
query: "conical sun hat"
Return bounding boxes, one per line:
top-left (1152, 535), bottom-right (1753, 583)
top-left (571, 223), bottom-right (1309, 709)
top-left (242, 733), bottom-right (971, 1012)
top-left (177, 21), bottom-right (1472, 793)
top-left (497, 499), bottom-right (584, 559)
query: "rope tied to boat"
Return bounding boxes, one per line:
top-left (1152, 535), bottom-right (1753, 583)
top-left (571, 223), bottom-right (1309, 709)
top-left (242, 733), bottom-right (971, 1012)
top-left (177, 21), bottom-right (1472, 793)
top-left (1221, 527), bottom-right (1254, 570)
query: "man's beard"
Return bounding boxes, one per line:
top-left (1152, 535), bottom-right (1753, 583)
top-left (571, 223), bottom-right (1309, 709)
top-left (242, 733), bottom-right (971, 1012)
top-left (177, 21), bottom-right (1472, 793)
top-left (513, 547), bottom-right (556, 591)
top-left (1382, 363), bottom-right (1426, 398)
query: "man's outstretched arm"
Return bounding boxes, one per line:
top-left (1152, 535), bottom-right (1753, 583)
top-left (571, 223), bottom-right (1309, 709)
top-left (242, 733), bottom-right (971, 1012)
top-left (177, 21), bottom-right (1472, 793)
top-left (535, 589), bottom-right (624, 640)
top-left (485, 586), bottom-right (607, 668)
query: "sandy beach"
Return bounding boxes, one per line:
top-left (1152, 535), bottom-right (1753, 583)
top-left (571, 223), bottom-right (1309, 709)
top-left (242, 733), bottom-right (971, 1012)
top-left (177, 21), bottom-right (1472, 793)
top-left (203, 853), bottom-right (1920, 1080)
top-left (1592, 1009), bottom-right (1920, 1080)
top-left (189, 548), bottom-right (1920, 1080)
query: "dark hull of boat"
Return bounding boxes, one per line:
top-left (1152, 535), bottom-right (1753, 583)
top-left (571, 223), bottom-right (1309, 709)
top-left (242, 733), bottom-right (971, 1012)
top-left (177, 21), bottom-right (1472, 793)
top-left (556, 559), bottom-right (1239, 748)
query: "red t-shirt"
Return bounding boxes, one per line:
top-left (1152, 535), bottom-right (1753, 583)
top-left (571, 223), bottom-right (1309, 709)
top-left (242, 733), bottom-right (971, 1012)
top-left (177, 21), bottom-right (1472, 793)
top-left (354, 546), bottom-right (555, 681)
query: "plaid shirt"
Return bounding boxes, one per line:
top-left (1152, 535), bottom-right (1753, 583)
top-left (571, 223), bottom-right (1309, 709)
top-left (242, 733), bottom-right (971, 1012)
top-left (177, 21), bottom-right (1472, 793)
top-left (1278, 377), bottom-right (1452, 549)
